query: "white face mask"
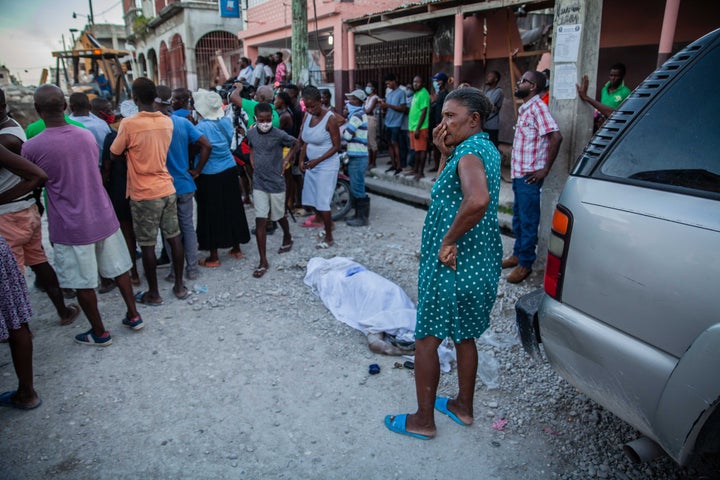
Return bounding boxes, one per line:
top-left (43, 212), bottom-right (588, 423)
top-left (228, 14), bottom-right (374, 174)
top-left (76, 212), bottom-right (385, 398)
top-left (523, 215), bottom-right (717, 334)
top-left (256, 122), bottom-right (272, 133)
top-left (364, 86), bottom-right (373, 95)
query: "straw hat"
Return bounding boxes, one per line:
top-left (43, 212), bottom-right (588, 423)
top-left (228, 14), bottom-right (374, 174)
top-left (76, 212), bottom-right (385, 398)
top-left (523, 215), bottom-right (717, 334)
top-left (192, 89), bottom-right (224, 120)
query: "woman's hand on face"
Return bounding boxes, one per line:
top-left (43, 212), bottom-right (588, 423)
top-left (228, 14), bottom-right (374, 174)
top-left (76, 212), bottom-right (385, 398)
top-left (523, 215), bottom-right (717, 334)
top-left (433, 124), bottom-right (453, 157)
top-left (438, 241), bottom-right (457, 270)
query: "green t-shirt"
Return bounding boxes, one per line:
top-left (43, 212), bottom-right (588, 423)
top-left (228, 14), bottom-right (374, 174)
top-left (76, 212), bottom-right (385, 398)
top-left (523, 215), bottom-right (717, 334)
top-left (241, 98), bottom-right (280, 128)
top-left (600, 82), bottom-right (631, 109)
top-left (25, 115), bottom-right (86, 139)
top-left (408, 87), bottom-right (430, 131)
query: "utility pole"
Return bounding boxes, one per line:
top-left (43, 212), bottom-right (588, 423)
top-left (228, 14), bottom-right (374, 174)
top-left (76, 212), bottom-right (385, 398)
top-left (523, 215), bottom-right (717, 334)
top-left (292, 0), bottom-right (308, 85)
top-left (536, 0), bottom-right (603, 269)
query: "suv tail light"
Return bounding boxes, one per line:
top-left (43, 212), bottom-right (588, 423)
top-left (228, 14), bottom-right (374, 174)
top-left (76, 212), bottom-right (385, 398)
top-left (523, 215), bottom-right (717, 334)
top-left (544, 206), bottom-right (573, 300)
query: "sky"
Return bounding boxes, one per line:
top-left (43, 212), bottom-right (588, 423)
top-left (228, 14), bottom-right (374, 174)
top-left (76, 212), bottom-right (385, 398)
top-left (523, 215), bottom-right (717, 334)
top-left (0, 0), bottom-right (125, 85)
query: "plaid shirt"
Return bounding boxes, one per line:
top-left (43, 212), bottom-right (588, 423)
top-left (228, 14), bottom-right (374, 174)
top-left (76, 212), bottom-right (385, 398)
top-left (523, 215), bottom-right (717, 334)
top-left (511, 95), bottom-right (559, 179)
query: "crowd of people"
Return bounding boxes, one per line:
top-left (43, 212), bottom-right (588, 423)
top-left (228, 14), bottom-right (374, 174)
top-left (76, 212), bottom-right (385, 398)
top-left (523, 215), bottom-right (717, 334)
top-left (0, 58), bottom-right (629, 416)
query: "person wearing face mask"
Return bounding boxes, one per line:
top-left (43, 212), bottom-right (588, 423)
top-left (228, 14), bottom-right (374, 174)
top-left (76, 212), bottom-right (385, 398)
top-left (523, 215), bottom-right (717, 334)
top-left (502, 71), bottom-right (562, 284)
top-left (363, 81), bottom-right (380, 169)
top-left (245, 102), bottom-right (299, 278)
top-left (342, 90), bottom-right (370, 226)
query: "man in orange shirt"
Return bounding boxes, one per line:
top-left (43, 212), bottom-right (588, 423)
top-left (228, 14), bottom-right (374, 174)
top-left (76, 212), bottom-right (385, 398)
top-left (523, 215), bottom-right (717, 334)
top-left (110, 78), bottom-right (188, 304)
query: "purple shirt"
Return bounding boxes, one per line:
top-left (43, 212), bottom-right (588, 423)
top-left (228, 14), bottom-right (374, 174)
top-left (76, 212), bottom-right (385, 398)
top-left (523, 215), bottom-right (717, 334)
top-left (21, 125), bottom-right (119, 245)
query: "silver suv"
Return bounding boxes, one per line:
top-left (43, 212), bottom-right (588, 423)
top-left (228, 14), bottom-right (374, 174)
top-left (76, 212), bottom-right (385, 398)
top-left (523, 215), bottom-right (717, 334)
top-left (516, 28), bottom-right (720, 466)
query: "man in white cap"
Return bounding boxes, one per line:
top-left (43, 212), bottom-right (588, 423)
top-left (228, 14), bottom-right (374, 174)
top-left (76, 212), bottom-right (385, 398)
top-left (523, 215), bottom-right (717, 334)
top-left (110, 77), bottom-right (188, 305)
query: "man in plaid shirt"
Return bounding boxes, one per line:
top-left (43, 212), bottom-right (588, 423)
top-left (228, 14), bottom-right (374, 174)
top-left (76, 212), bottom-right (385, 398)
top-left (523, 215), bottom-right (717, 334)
top-left (503, 70), bottom-right (563, 283)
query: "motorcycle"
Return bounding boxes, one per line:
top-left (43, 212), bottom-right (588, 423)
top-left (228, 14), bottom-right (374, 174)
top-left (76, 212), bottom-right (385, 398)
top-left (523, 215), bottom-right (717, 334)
top-left (331, 152), bottom-right (353, 220)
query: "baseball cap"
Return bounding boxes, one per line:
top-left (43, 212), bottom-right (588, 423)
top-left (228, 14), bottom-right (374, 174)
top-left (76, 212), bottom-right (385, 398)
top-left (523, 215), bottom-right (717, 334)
top-left (432, 72), bottom-right (448, 81)
top-left (344, 89), bottom-right (367, 101)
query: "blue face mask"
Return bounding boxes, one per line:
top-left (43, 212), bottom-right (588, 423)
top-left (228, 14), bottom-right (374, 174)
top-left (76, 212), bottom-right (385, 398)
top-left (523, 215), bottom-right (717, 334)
top-left (364, 86), bottom-right (373, 95)
top-left (433, 81), bottom-right (441, 92)
top-left (347, 103), bottom-right (363, 115)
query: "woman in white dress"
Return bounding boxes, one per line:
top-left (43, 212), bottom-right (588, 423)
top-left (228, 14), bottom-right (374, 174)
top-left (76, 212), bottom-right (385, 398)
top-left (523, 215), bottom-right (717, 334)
top-left (299, 86), bottom-right (342, 249)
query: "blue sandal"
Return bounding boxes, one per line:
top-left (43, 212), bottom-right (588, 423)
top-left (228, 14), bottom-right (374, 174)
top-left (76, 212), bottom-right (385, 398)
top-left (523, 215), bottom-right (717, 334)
top-left (0, 390), bottom-right (42, 410)
top-left (384, 414), bottom-right (433, 440)
top-left (434, 397), bottom-right (472, 426)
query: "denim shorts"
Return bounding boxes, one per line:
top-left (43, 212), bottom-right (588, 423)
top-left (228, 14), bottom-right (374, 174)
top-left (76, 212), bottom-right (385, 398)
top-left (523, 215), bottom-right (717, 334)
top-left (385, 126), bottom-right (402, 144)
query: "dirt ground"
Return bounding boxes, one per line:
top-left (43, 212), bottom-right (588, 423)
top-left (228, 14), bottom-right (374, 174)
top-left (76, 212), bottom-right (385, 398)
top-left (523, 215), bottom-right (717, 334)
top-left (0, 194), bottom-right (634, 479)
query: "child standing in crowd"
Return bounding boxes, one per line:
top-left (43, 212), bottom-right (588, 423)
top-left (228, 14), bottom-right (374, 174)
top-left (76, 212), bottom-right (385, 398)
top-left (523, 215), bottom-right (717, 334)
top-left (245, 102), bottom-right (299, 278)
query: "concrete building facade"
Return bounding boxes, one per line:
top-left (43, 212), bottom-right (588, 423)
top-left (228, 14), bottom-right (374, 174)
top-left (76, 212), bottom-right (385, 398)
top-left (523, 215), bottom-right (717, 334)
top-left (122, 0), bottom-right (244, 90)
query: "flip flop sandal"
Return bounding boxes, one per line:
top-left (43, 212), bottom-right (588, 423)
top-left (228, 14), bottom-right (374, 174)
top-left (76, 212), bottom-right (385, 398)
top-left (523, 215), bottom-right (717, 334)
top-left (278, 241), bottom-right (293, 254)
top-left (0, 390), bottom-right (42, 410)
top-left (198, 258), bottom-right (221, 268)
top-left (229, 250), bottom-right (245, 259)
top-left (134, 291), bottom-right (164, 306)
top-left (173, 286), bottom-right (190, 300)
top-left (315, 241), bottom-right (334, 249)
top-left (252, 267), bottom-right (268, 278)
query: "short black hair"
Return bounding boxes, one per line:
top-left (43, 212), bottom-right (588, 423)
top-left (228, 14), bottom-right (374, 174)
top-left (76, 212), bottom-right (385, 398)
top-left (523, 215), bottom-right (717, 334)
top-left (490, 70), bottom-right (502, 82)
top-left (90, 96), bottom-right (112, 115)
top-left (132, 77), bottom-right (157, 105)
top-left (0, 88), bottom-right (5, 107)
top-left (384, 73), bottom-right (398, 83)
top-left (301, 85), bottom-right (321, 102)
top-left (275, 91), bottom-right (292, 108)
top-left (254, 101), bottom-right (273, 116)
top-left (610, 63), bottom-right (626, 77)
top-left (529, 71), bottom-right (547, 93)
top-left (275, 51), bottom-right (283, 60)
top-left (156, 85), bottom-right (172, 102)
top-left (69, 92), bottom-right (91, 112)
top-left (284, 84), bottom-right (299, 95)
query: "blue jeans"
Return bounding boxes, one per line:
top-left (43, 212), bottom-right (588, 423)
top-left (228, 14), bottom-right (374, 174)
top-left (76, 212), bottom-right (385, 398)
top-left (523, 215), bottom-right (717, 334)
top-left (166, 191), bottom-right (199, 276)
top-left (512, 176), bottom-right (543, 268)
top-left (347, 155), bottom-right (368, 199)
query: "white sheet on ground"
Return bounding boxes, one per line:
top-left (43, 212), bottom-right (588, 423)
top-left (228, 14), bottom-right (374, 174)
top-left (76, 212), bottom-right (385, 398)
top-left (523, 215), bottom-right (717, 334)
top-left (304, 257), bottom-right (456, 372)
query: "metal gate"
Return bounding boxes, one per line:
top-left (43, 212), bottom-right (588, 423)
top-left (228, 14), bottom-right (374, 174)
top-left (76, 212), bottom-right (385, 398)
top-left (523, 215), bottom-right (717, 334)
top-left (354, 36), bottom-right (434, 153)
top-left (355, 36), bottom-right (433, 90)
top-left (195, 31), bottom-right (242, 90)
top-left (168, 34), bottom-right (186, 89)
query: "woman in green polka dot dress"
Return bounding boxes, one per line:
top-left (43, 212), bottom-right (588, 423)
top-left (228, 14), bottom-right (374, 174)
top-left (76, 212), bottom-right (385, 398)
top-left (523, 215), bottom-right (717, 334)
top-left (385, 88), bottom-right (502, 440)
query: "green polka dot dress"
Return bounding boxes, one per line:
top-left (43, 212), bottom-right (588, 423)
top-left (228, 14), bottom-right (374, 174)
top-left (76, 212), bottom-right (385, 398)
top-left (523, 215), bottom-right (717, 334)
top-left (416, 132), bottom-right (502, 343)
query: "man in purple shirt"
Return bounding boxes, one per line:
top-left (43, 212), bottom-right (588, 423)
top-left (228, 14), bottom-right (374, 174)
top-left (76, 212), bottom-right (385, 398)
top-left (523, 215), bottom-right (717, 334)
top-left (22, 85), bottom-right (143, 346)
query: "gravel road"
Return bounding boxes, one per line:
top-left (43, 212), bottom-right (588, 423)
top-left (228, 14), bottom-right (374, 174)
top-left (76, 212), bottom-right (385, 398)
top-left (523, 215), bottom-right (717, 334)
top-left (0, 194), bottom-right (698, 479)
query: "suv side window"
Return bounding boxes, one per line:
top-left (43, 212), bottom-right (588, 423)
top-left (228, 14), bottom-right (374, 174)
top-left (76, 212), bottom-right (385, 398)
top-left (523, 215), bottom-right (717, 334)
top-left (598, 44), bottom-right (720, 195)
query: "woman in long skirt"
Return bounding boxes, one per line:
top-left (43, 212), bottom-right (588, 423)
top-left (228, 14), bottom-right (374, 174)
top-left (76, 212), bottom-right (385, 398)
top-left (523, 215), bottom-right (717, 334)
top-left (192, 89), bottom-right (250, 267)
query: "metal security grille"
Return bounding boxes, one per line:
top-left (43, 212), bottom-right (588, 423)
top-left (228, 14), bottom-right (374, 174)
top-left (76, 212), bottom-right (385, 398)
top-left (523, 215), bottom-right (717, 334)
top-left (354, 37), bottom-right (434, 153)
top-left (168, 34), bottom-right (186, 89)
top-left (159, 41), bottom-right (170, 86)
top-left (195, 31), bottom-right (242, 89)
top-left (355, 36), bottom-right (433, 88)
